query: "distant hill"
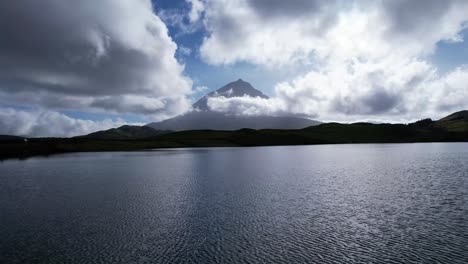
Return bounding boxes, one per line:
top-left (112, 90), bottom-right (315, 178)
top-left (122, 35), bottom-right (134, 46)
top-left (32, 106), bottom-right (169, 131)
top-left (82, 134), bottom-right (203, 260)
top-left (0, 135), bottom-right (27, 143)
top-left (439, 110), bottom-right (468, 121)
top-left (436, 110), bottom-right (468, 132)
top-left (101, 110), bottom-right (468, 145)
top-left (149, 122), bottom-right (459, 147)
top-left (77, 125), bottom-right (169, 140)
top-left (147, 79), bottom-right (320, 130)
top-left (2, 110), bottom-right (468, 160)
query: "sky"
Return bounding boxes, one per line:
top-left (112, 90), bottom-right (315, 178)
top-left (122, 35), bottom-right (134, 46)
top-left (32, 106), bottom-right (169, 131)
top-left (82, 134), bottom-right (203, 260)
top-left (1, 0), bottom-right (468, 137)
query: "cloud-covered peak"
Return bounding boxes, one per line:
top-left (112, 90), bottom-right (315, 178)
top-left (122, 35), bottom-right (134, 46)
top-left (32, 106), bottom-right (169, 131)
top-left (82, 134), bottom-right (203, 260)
top-left (193, 79), bottom-right (268, 111)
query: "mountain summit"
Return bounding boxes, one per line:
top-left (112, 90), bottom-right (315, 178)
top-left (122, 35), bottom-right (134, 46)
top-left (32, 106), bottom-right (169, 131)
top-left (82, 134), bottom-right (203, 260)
top-left (147, 79), bottom-right (320, 131)
top-left (193, 79), bottom-right (268, 111)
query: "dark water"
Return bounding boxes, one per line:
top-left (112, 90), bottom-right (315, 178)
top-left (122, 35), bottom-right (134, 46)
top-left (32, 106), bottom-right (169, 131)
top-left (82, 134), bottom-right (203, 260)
top-left (1, 144), bottom-right (467, 263)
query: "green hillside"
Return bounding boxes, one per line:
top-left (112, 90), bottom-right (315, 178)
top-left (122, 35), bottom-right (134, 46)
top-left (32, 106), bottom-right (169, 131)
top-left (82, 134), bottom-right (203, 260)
top-left (77, 125), bottom-right (170, 140)
top-left (1, 110), bottom-right (468, 160)
top-left (435, 110), bottom-right (468, 132)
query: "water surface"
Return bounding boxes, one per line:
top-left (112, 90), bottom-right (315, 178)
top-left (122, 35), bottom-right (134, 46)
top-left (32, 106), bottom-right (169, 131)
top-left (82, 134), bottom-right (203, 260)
top-left (1, 144), bottom-right (467, 263)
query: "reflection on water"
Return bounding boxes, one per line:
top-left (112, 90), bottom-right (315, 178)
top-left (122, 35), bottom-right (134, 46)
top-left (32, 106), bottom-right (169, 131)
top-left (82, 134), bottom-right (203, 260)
top-left (1, 144), bottom-right (467, 263)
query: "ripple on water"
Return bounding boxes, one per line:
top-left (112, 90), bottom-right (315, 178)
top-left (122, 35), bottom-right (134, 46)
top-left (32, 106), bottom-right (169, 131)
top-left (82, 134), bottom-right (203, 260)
top-left (0, 144), bottom-right (467, 263)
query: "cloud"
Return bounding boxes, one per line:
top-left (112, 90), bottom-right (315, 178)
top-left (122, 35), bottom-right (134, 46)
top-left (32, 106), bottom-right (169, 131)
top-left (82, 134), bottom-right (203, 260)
top-left (193, 86), bottom-right (209, 94)
top-left (200, 0), bottom-right (468, 65)
top-left (207, 60), bottom-right (468, 122)
top-left (198, 0), bottom-right (468, 121)
top-left (199, 0), bottom-right (334, 65)
top-left (178, 46), bottom-right (193, 56)
top-left (0, 0), bottom-right (192, 118)
top-left (246, 0), bottom-right (324, 18)
top-left (90, 95), bottom-right (192, 121)
top-left (207, 96), bottom-right (289, 116)
top-left (427, 66), bottom-right (468, 113)
top-left (157, 1), bottom-right (204, 35)
top-left (187, 0), bottom-right (205, 23)
top-left (0, 107), bottom-right (139, 137)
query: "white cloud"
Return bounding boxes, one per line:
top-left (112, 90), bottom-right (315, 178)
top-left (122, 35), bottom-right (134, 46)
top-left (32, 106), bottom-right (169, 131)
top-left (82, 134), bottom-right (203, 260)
top-left (193, 85), bottom-right (209, 94)
top-left (198, 0), bottom-right (468, 121)
top-left (187, 0), bottom-right (205, 23)
top-left (0, 0), bottom-right (192, 117)
top-left (207, 60), bottom-right (468, 122)
top-left (90, 94), bottom-right (192, 119)
top-left (0, 107), bottom-right (139, 137)
top-left (178, 46), bottom-right (193, 56)
top-left (426, 66), bottom-right (468, 116)
top-left (200, 0), bottom-right (468, 66)
top-left (157, 1), bottom-right (204, 35)
top-left (207, 96), bottom-right (290, 117)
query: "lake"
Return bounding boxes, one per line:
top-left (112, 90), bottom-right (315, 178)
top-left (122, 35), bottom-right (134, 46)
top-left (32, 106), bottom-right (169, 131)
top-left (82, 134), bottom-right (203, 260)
top-left (1, 143), bottom-right (467, 263)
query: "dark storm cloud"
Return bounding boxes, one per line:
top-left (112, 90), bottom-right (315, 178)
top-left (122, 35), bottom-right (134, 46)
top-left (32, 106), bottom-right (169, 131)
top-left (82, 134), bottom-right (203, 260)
top-left (0, 0), bottom-right (191, 115)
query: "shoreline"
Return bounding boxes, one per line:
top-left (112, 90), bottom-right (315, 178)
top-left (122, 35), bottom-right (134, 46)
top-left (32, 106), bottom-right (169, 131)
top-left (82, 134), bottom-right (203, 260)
top-left (2, 138), bottom-right (468, 161)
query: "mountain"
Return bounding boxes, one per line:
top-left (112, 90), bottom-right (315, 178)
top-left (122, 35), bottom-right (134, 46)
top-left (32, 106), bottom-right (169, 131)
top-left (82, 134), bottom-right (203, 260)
top-left (77, 125), bottom-right (169, 140)
top-left (193, 79), bottom-right (269, 111)
top-left (147, 79), bottom-right (320, 130)
top-left (145, 111), bottom-right (319, 131)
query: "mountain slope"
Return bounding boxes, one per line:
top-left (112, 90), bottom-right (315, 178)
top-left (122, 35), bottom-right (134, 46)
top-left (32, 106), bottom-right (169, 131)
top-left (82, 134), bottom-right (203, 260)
top-left (436, 110), bottom-right (468, 132)
top-left (77, 125), bottom-right (169, 140)
top-left (147, 79), bottom-right (319, 130)
top-left (147, 111), bottom-right (319, 131)
top-left (439, 110), bottom-right (468, 121)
